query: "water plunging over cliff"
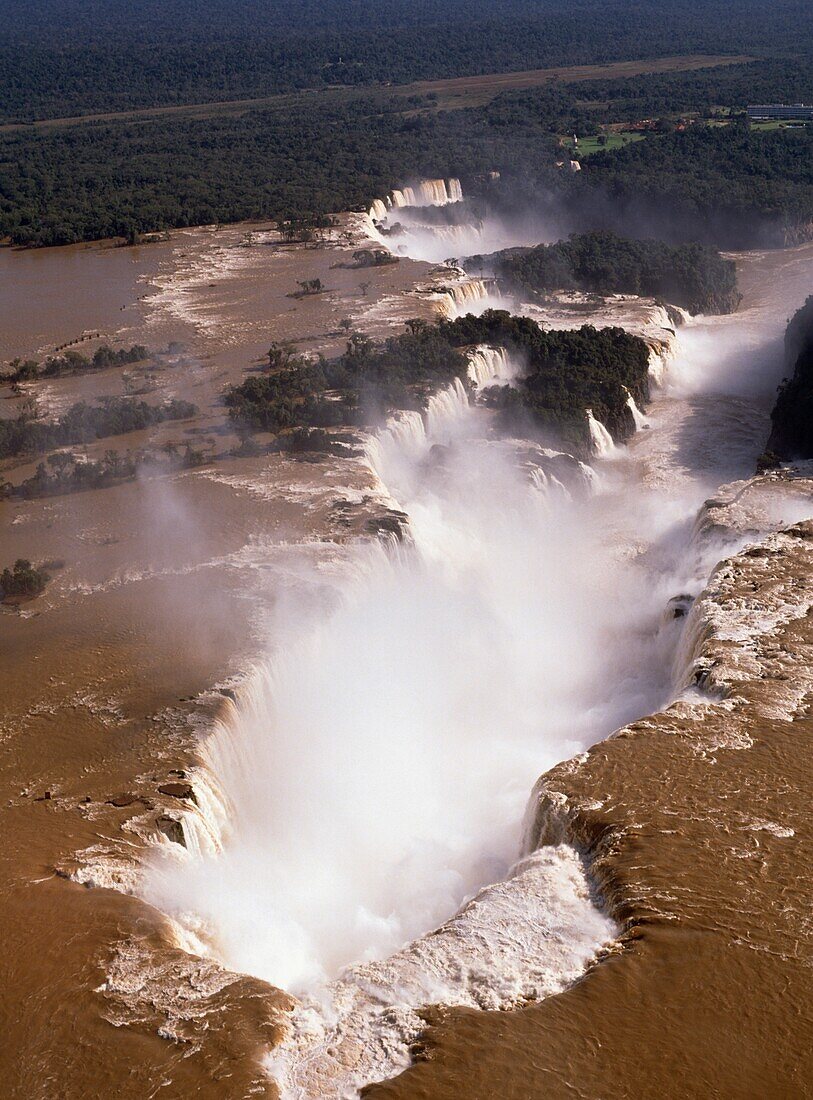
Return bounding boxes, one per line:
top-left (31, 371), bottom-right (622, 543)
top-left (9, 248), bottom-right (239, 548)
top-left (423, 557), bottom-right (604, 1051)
top-left (140, 205), bottom-right (813, 1097)
top-left (369, 179), bottom-right (463, 220)
top-left (586, 410), bottom-right (617, 457)
top-left (145, 335), bottom-right (693, 1005)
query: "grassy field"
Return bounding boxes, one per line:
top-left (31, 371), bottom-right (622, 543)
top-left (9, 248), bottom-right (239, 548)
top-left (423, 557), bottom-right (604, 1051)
top-left (0, 53), bottom-right (755, 133)
top-left (561, 132), bottom-right (645, 156)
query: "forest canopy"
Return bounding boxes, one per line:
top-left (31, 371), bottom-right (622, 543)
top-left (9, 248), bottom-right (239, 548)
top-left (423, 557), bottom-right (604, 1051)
top-left (2, 0), bottom-right (812, 123)
top-left (467, 231), bottom-right (741, 315)
top-left (226, 313), bottom-right (650, 452)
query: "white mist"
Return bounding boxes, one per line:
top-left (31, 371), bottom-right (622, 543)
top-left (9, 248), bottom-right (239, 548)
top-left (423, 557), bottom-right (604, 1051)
top-left (145, 360), bottom-right (689, 995)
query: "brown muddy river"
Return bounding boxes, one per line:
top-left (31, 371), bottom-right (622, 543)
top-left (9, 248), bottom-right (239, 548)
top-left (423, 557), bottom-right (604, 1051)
top-left (2, 204), bottom-right (813, 1099)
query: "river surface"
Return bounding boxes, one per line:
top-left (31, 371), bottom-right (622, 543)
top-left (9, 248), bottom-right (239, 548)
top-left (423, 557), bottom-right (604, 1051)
top-left (2, 205), bottom-right (811, 1098)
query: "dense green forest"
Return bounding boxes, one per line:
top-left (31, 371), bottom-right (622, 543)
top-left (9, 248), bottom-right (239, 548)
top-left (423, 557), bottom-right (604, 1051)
top-left (226, 313), bottom-right (649, 452)
top-left (2, 0), bottom-right (811, 122)
top-left (560, 122), bottom-right (813, 248)
top-left (767, 296), bottom-right (813, 460)
top-left (4, 101), bottom-right (812, 248)
top-left (565, 59), bottom-right (813, 122)
top-left (0, 94), bottom-right (562, 246)
top-left (226, 325), bottom-right (468, 432)
top-left (442, 311), bottom-right (650, 448)
top-left (476, 63), bottom-right (813, 141)
top-left (3, 0), bottom-right (813, 246)
top-left (467, 231), bottom-right (740, 314)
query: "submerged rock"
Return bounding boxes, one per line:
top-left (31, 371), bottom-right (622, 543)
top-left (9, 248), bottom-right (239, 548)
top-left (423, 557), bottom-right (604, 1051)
top-left (157, 782), bottom-right (197, 804)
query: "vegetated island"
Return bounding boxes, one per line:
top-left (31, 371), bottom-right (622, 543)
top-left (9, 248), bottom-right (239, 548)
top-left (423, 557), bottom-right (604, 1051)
top-left (3, 345), bottom-right (149, 386)
top-left (766, 295), bottom-right (813, 460)
top-left (0, 558), bottom-right (50, 603)
top-left (0, 397), bottom-right (198, 462)
top-left (225, 312), bottom-right (650, 455)
top-left (465, 230), bottom-right (741, 316)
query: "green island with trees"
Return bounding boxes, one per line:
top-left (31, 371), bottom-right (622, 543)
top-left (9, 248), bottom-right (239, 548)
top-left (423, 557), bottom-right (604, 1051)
top-left (0, 559), bottom-right (50, 601)
top-left (0, 397), bottom-right (198, 460)
top-left (3, 345), bottom-right (149, 385)
top-left (2, 443), bottom-right (209, 501)
top-left (226, 312), bottom-right (650, 453)
top-left (466, 231), bottom-right (740, 315)
top-left (442, 311), bottom-right (650, 449)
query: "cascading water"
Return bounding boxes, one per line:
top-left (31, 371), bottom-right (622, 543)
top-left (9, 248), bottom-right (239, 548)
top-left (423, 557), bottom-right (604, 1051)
top-left (370, 179), bottom-right (463, 220)
top-left (144, 332), bottom-right (714, 1095)
top-left (466, 345), bottom-right (515, 388)
top-left (626, 390), bottom-right (649, 430)
top-left (586, 409), bottom-right (617, 457)
top-left (142, 183), bottom-right (813, 1097)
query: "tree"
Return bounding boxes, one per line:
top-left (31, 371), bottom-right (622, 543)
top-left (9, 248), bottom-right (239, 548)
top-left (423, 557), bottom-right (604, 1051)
top-left (47, 452), bottom-right (73, 477)
top-left (296, 278), bottom-right (323, 296)
top-left (0, 559), bottom-right (50, 599)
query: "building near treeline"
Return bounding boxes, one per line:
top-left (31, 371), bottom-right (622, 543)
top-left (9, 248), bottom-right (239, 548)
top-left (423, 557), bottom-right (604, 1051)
top-left (747, 104), bottom-right (813, 120)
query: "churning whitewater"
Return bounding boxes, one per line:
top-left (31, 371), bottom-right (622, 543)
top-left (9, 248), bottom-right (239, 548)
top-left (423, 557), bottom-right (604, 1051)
top-left (142, 183), bottom-right (813, 1097)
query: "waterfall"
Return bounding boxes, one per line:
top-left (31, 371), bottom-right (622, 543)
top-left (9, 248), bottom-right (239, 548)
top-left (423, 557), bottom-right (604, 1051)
top-left (368, 179), bottom-right (464, 220)
top-left (142, 352), bottom-right (698, 1097)
top-left (466, 345), bottom-right (513, 388)
top-left (450, 279), bottom-right (488, 306)
top-left (586, 409), bottom-right (617, 457)
top-left (447, 177), bottom-right (464, 202)
top-left (358, 213), bottom-right (388, 246)
top-left (369, 199), bottom-right (388, 221)
top-left (625, 391), bottom-right (649, 430)
top-left (435, 279), bottom-right (491, 319)
top-left (529, 466), bottom-right (571, 502)
top-left (647, 335), bottom-right (680, 386)
top-left (366, 376), bottom-right (472, 482)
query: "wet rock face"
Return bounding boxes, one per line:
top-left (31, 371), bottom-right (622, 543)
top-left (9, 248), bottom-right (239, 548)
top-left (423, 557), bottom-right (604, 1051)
top-left (767, 295), bottom-right (813, 459)
top-left (106, 793), bottom-right (154, 809)
top-left (365, 510), bottom-right (410, 539)
top-left (666, 594), bottom-right (694, 620)
top-left (155, 815), bottom-right (185, 847)
top-left (157, 782), bottom-right (197, 803)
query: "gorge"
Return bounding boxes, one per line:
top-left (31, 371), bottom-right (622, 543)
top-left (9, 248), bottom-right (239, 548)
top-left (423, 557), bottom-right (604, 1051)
top-left (131, 184), bottom-right (813, 1096)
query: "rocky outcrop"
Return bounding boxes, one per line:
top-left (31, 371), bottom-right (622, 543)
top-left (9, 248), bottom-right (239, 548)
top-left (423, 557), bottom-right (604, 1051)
top-left (767, 295), bottom-right (813, 459)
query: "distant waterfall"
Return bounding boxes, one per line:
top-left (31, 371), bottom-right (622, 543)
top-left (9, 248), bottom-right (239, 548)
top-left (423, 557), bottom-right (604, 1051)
top-left (466, 345), bottom-right (513, 388)
top-left (435, 279), bottom-right (491, 319)
top-left (586, 409), bottom-right (617, 457)
top-left (369, 178), bottom-right (464, 220)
